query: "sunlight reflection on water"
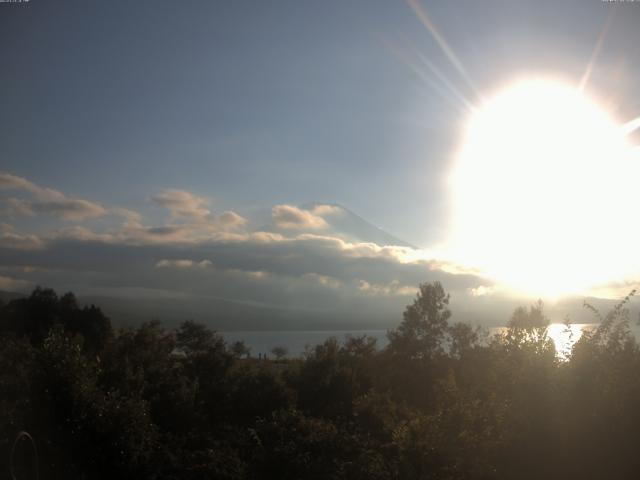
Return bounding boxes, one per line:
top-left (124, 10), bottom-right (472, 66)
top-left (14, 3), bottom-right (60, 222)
top-left (491, 323), bottom-right (596, 359)
top-left (547, 323), bottom-right (594, 357)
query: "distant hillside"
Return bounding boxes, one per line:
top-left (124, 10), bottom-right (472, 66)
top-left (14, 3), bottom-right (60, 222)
top-left (76, 294), bottom-right (402, 331)
top-left (0, 286), bottom-right (403, 331)
top-left (0, 290), bottom-right (25, 303)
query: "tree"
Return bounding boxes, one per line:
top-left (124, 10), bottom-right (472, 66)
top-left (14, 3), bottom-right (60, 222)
top-left (176, 320), bottom-right (220, 354)
top-left (387, 281), bottom-right (451, 360)
top-left (4, 287), bottom-right (60, 345)
top-left (500, 300), bottom-right (555, 356)
top-left (0, 288), bottom-right (112, 352)
top-left (270, 346), bottom-right (288, 360)
top-left (448, 322), bottom-right (481, 359)
top-left (293, 337), bottom-right (366, 418)
top-left (342, 335), bottom-right (377, 357)
top-left (229, 367), bottom-right (293, 423)
top-left (509, 300), bottom-right (548, 329)
top-left (231, 340), bottom-right (251, 358)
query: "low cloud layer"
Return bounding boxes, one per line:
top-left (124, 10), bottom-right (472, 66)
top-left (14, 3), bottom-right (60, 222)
top-left (0, 171), bottom-right (502, 328)
top-left (0, 173), bottom-right (106, 221)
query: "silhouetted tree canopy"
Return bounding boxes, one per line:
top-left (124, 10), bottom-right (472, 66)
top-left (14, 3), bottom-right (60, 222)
top-left (270, 345), bottom-right (288, 360)
top-left (387, 281), bottom-right (451, 360)
top-left (2, 284), bottom-right (640, 479)
top-left (231, 340), bottom-right (251, 358)
top-left (0, 287), bottom-right (111, 351)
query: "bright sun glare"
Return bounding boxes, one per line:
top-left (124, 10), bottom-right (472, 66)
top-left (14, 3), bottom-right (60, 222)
top-left (450, 78), bottom-right (640, 298)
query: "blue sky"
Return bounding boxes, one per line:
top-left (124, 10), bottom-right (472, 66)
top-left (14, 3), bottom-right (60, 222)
top-left (3, 0), bottom-right (445, 242)
top-left (1, 1), bottom-right (639, 326)
top-left (4, 0), bottom-right (637, 244)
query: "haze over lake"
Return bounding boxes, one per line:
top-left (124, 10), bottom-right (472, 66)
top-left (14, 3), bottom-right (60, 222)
top-left (222, 323), bottom-right (640, 358)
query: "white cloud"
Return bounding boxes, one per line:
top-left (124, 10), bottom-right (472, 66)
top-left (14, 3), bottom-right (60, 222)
top-left (155, 259), bottom-right (213, 269)
top-left (0, 173), bottom-right (40, 192)
top-left (0, 172), bottom-right (106, 221)
top-left (272, 204), bottom-right (328, 230)
top-left (0, 171), bottom-right (487, 314)
top-left (358, 280), bottom-right (416, 297)
top-left (29, 198), bottom-right (106, 220)
top-left (310, 204), bottom-right (343, 217)
top-left (112, 207), bottom-right (143, 224)
top-left (0, 224), bottom-right (44, 250)
top-left (216, 210), bottom-right (247, 230)
top-left (468, 285), bottom-right (501, 297)
top-left (150, 189), bottom-right (247, 233)
top-left (0, 275), bottom-right (32, 292)
top-left (245, 270), bottom-right (268, 280)
top-left (303, 272), bottom-right (341, 289)
top-left (50, 226), bottom-right (117, 243)
top-left (151, 189), bottom-right (211, 221)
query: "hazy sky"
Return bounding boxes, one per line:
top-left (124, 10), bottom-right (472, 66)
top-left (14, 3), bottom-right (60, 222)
top-left (4, 0), bottom-right (639, 244)
top-left (1, 1), bottom-right (639, 326)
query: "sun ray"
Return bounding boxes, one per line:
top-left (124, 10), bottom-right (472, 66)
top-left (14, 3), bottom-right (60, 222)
top-left (415, 52), bottom-right (476, 111)
top-left (622, 116), bottom-right (640, 135)
top-left (382, 35), bottom-right (476, 112)
top-left (407, 0), bottom-right (483, 102)
top-left (578, 10), bottom-right (615, 93)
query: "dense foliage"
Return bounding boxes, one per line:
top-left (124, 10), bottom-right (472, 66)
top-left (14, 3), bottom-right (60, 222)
top-left (1, 284), bottom-right (639, 479)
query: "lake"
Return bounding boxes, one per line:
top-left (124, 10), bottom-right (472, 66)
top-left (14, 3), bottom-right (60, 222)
top-left (222, 323), bottom-right (621, 358)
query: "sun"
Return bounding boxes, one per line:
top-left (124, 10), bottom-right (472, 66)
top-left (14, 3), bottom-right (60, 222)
top-left (449, 78), bottom-right (640, 298)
